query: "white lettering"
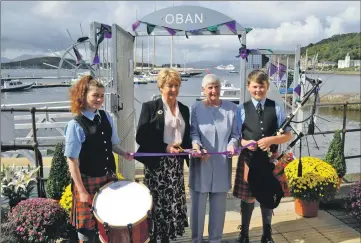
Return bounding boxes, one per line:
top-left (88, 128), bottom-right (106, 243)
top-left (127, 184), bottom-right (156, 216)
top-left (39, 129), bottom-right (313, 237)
top-left (165, 14), bottom-right (174, 24)
top-left (195, 13), bottom-right (203, 24)
top-left (184, 14), bottom-right (193, 24)
top-left (164, 13), bottom-right (204, 25)
top-left (176, 14), bottom-right (183, 24)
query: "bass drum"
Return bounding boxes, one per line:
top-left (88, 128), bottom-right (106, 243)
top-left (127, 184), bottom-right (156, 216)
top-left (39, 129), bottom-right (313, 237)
top-left (92, 180), bottom-right (153, 243)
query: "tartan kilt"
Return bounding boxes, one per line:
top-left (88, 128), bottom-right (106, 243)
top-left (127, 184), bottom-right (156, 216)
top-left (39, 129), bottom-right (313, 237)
top-left (70, 173), bottom-right (113, 230)
top-left (233, 152), bottom-right (290, 201)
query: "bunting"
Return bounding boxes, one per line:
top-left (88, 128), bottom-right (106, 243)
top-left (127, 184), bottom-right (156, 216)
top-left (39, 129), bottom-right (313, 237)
top-left (245, 28), bottom-right (253, 33)
top-left (279, 63), bottom-right (287, 79)
top-left (132, 20), bottom-right (140, 31)
top-left (268, 63), bottom-right (278, 76)
top-left (236, 45), bottom-right (251, 61)
top-left (92, 24), bottom-right (112, 65)
top-left (207, 25), bottom-right (218, 33)
top-left (294, 84), bottom-right (301, 96)
top-left (236, 46), bottom-right (274, 61)
top-left (225, 20), bottom-right (236, 34)
top-left (77, 37), bottom-right (89, 43)
top-left (164, 26), bottom-right (177, 36)
top-left (147, 24), bottom-right (156, 35)
top-left (131, 20), bottom-right (255, 37)
top-left (72, 46), bottom-right (83, 66)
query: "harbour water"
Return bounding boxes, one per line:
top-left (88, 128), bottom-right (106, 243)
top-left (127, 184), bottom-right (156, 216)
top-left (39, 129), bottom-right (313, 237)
top-left (1, 69), bottom-right (360, 173)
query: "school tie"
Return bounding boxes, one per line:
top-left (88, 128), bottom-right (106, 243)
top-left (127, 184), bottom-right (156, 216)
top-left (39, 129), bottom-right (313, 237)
top-left (256, 102), bottom-right (263, 116)
top-left (94, 114), bottom-right (101, 125)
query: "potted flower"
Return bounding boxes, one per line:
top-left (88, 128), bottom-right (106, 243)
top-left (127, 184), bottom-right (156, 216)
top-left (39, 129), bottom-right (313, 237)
top-left (7, 198), bottom-right (68, 243)
top-left (285, 156), bottom-right (338, 217)
top-left (1, 164), bottom-right (40, 208)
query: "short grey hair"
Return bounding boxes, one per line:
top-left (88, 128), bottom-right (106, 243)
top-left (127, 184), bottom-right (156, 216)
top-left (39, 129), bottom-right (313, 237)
top-left (202, 74), bottom-right (221, 88)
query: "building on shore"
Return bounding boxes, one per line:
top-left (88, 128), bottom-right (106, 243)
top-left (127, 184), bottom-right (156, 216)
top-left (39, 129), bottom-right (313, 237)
top-left (338, 53), bottom-right (361, 68)
top-left (317, 61), bottom-right (337, 68)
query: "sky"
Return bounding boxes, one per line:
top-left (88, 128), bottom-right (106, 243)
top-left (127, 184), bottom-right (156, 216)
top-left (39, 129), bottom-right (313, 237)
top-left (1, 1), bottom-right (360, 64)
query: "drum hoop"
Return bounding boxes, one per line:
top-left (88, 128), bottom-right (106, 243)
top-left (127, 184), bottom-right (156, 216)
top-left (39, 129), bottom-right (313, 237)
top-left (92, 179), bottom-right (153, 229)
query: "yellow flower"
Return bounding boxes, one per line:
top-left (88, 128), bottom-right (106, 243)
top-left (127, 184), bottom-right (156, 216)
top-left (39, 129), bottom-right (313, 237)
top-left (59, 184), bottom-right (72, 214)
top-left (284, 156), bottom-right (338, 201)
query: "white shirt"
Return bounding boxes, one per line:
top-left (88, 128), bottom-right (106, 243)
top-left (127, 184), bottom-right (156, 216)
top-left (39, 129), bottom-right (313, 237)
top-left (162, 96), bottom-right (185, 145)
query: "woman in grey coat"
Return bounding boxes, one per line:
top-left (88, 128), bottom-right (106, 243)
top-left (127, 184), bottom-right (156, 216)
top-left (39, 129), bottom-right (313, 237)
top-left (190, 74), bottom-right (239, 243)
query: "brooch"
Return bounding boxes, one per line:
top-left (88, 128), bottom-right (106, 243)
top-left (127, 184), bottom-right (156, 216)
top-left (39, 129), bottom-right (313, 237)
top-left (157, 110), bottom-right (163, 115)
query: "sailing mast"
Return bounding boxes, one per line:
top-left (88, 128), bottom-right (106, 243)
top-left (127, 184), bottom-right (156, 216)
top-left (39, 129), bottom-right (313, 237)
top-left (134, 9), bottom-right (138, 72)
top-left (170, 1), bottom-right (174, 68)
top-left (152, 3), bottom-right (156, 70)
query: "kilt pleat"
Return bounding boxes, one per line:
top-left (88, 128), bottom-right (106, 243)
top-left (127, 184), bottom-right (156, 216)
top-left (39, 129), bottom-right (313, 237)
top-left (71, 173), bottom-right (113, 230)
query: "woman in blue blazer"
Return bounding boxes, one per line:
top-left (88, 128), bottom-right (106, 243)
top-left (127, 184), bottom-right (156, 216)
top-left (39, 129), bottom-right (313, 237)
top-left (189, 74), bottom-right (239, 243)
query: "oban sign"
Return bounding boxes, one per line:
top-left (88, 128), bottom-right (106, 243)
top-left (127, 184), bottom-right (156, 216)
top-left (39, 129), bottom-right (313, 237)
top-left (140, 5), bottom-right (238, 31)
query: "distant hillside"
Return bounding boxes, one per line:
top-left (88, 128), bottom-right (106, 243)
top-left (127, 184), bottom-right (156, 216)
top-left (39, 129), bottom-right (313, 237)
top-left (0, 57), bottom-right (11, 63)
top-left (301, 32), bottom-right (361, 62)
top-left (0, 56), bottom-right (76, 69)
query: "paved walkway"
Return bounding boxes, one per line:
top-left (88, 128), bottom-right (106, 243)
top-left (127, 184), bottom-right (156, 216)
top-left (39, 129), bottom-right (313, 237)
top-left (170, 198), bottom-right (361, 243)
top-left (3, 157), bottom-right (361, 242)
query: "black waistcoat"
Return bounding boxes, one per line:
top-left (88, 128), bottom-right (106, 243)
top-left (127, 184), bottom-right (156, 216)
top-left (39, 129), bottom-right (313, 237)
top-left (241, 99), bottom-right (284, 209)
top-left (242, 98), bottom-right (278, 144)
top-left (241, 98), bottom-right (278, 165)
top-left (75, 110), bottom-right (116, 177)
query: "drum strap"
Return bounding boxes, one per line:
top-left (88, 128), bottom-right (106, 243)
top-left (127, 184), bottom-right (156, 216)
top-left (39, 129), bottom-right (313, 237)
top-left (127, 224), bottom-right (133, 243)
top-left (89, 206), bottom-right (99, 237)
top-left (147, 210), bottom-right (154, 236)
top-left (103, 222), bottom-right (112, 243)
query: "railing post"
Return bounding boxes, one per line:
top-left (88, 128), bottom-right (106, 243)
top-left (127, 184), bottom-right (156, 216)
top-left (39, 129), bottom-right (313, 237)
top-left (341, 101), bottom-right (348, 156)
top-left (30, 107), bottom-right (45, 198)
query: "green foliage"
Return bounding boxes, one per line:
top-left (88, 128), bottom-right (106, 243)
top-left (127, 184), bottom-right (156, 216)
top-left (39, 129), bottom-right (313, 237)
top-left (325, 130), bottom-right (347, 178)
top-left (301, 32), bottom-right (361, 62)
top-left (46, 142), bottom-right (71, 200)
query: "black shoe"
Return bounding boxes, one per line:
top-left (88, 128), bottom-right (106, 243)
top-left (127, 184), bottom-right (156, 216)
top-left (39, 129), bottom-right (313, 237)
top-left (237, 225), bottom-right (249, 243)
top-left (161, 237), bottom-right (170, 243)
top-left (261, 224), bottom-right (274, 243)
top-left (150, 235), bottom-right (157, 243)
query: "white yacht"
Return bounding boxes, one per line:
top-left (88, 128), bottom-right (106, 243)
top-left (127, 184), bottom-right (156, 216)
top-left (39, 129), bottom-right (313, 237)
top-left (200, 80), bottom-right (240, 100)
top-left (1, 79), bottom-right (34, 92)
top-left (215, 64), bottom-right (235, 71)
top-left (134, 75), bottom-right (148, 85)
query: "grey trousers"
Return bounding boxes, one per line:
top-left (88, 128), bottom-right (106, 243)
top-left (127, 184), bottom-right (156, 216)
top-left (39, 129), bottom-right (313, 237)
top-left (190, 190), bottom-right (227, 243)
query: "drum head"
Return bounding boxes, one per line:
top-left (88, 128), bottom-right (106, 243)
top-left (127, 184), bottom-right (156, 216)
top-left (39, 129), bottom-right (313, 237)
top-left (93, 180), bottom-right (152, 228)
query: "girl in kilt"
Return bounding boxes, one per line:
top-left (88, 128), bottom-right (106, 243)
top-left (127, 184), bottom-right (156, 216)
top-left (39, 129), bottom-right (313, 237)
top-left (64, 75), bottom-right (133, 243)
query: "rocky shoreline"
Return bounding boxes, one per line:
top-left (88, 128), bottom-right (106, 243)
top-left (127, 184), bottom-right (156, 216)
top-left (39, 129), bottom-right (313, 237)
top-left (308, 70), bottom-right (361, 75)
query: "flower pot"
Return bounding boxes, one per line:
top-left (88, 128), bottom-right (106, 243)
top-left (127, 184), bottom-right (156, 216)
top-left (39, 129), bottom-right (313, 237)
top-left (294, 198), bottom-right (319, 218)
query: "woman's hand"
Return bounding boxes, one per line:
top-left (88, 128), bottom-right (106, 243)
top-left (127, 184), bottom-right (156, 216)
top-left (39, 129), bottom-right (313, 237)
top-left (166, 143), bottom-right (181, 153)
top-left (79, 190), bottom-right (91, 204)
top-left (242, 140), bottom-right (257, 151)
top-left (191, 143), bottom-right (210, 161)
top-left (227, 145), bottom-right (236, 157)
top-left (257, 137), bottom-right (273, 151)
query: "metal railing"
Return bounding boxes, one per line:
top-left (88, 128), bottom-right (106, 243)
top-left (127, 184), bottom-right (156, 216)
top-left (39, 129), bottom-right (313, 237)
top-left (1, 100), bottom-right (360, 197)
top-left (304, 101), bottom-right (361, 163)
top-left (1, 105), bottom-right (70, 198)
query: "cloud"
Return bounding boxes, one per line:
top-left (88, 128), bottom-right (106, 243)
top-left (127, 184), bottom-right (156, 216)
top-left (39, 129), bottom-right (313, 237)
top-left (1, 1), bottom-right (360, 64)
